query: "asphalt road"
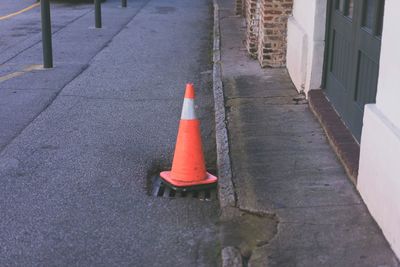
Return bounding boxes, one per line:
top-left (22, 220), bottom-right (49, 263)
top-left (0, 0), bottom-right (94, 64)
top-left (0, 0), bottom-right (219, 266)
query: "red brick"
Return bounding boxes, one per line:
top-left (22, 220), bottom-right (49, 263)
top-left (257, 0), bottom-right (293, 67)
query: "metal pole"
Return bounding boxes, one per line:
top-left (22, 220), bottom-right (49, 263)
top-left (122, 0), bottom-right (127, 8)
top-left (40, 0), bottom-right (53, 68)
top-left (94, 0), bottom-right (102, 28)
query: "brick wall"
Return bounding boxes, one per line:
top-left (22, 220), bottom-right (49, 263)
top-left (245, 0), bottom-right (260, 58)
top-left (235, 0), bottom-right (245, 16)
top-left (257, 0), bottom-right (293, 67)
top-left (240, 0), bottom-right (293, 67)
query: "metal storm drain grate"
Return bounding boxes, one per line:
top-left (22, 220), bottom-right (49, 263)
top-left (150, 176), bottom-right (217, 201)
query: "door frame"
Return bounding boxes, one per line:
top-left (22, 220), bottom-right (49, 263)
top-left (321, 0), bottom-right (334, 89)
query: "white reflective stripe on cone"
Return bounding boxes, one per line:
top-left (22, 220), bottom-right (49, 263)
top-left (181, 98), bottom-right (197, 120)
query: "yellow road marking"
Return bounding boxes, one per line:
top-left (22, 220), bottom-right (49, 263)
top-left (0, 2), bottom-right (40, 21)
top-left (23, 64), bottom-right (43, 71)
top-left (0, 64), bottom-right (44, 83)
top-left (0, 71), bottom-right (25, 82)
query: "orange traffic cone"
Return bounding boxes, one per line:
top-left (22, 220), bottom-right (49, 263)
top-left (160, 83), bottom-right (218, 190)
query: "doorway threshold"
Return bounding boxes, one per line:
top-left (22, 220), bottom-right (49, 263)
top-left (308, 90), bottom-right (360, 185)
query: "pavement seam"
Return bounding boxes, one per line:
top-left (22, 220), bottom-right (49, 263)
top-left (0, 7), bottom-right (94, 65)
top-left (0, 0), bottom-right (152, 155)
top-left (60, 94), bottom-right (179, 103)
top-left (83, 0), bottom-right (151, 66)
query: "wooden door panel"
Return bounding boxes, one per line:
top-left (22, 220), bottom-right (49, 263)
top-left (331, 11), bottom-right (353, 37)
top-left (358, 31), bottom-right (380, 62)
top-left (329, 30), bottom-right (353, 90)
top-left (326, 73), bottom-right (347, 116)
top-left (354, 51), bottom-right (379, 107)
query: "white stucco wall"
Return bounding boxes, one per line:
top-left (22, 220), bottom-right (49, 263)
top-left (286, 16), bottom-right (307, 91)
top-left (286, 0), bottom-right (327, 95)
top-left (358, 106), bottom-right (400, 257)
top-left (374, 0), bottom-right (400, 129)
top-left (358, 0), bottom-right (400, 258)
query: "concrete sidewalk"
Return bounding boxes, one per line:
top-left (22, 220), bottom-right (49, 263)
top-left (217, 0), bottom-right (400, 266)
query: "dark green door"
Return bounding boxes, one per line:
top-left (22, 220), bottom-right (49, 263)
top-left (324, 0), bottom-right (385, 141)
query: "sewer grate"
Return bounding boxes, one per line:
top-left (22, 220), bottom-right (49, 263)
top-left (150, 176), bottom-right (217, 201)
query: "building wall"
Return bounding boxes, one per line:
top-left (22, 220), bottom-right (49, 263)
top-left (257, 0), bottom-right (293, 67)
top-left (358, 0), bottom-right (400, 257)
top-left (241, 0), bottom-right (293, 67)
top-left (236, 0), bottom-right (245, 15)
top-left (245, 0), bottom-right (260, 58)
top-left (286, 0), bottom-right (326, 94)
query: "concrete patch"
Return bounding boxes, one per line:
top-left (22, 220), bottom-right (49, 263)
top-left (221, 246), bottom-right (243, 267)
top-left (219, 208), bottom-right (278, 264)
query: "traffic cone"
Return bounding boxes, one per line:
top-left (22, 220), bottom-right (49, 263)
top-left (160, 83), bottom-right (218, 190)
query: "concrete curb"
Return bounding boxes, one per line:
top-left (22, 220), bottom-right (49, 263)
top-left (212, 2), bottom-right (243, 266)
top-left (212, 0), bottom-right (236, 212)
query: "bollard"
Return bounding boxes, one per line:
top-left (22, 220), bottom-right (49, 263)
top-left (94, 0), bottom-right (102, 28)
top-left (122, 0), bottom-right (127, 8)
top-left (40, 0), bottom-right (53, 68)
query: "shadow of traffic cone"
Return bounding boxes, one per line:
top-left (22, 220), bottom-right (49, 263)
top-left (160, 83), bottom-right (217, 190)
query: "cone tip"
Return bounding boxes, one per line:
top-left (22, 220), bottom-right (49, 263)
top-left (184, 83), bottom-right (195, 99)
